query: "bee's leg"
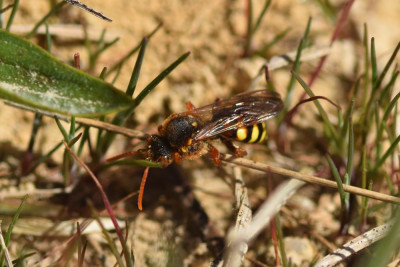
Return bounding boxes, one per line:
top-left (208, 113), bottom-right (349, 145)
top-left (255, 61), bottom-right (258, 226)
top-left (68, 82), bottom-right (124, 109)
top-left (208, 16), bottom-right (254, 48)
top-left (160, 157), bottom-right (171, 167)
top-left (207, 144), bottom-right (222, 165)
top-left (138, 167), bottom-right (150, 210)
top-left (173, 152), bottom-right (183, 164)
top-left (186, 101), bottom-right (196, 111)
top-left (220, 137), bottom-right (247, 157)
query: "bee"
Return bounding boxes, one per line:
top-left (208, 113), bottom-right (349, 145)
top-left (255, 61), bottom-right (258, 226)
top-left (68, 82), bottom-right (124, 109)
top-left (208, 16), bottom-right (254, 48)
top-left (108, 89), bottom-right (283, 210)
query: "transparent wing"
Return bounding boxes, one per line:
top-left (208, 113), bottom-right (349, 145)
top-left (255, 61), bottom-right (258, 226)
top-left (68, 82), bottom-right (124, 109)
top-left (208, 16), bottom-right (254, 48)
top-left (180, 90), bottom-right (283, 141)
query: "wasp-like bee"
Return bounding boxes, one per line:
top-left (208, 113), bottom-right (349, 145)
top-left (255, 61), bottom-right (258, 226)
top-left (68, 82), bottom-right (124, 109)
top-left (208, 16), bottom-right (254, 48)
top-left (108, 89), bottom-right (283, 209)
top-left (146, 89), bottom-right (282, 164)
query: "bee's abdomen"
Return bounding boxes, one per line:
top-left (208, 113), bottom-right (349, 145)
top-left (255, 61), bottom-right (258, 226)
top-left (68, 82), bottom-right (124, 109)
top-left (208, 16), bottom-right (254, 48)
top-left (225, 122), bottom-right (267, 143)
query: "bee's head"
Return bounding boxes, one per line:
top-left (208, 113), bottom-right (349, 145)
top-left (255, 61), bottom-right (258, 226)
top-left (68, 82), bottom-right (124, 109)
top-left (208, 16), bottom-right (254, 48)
top-left (146, 135), bottom-right (173, 166)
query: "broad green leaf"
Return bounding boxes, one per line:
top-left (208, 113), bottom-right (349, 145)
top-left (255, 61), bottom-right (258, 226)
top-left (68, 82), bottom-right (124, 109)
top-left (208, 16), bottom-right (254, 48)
top-left (0, 29), bottom-right (134, 117)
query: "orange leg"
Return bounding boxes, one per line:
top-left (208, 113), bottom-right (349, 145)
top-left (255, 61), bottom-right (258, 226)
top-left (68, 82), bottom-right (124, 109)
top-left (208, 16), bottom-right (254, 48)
top-left (220, 137), bottom-right (247, 157)
top-left (173, 152), bottom-right (182, 164)
top-left (158, 156), bottom-right (171, 168)
top-left (138, 167), bottom-right (150, 211)
top-left (186, 101), bottom-right (196, 111)
top-left (207, 144), bottom-right (222, 165)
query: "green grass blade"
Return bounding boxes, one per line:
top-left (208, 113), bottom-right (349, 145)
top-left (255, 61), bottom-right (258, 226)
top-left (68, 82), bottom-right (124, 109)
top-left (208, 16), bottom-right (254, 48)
top-left (126, 38), bottom-right (148, 97)
top-left (5, 0), bottom-right (19, 31)
top-left (257, 27), bottom-right (290, 56)
top-left (363, 39), bottom-right (400, 128)
top-left (395, 104), bottom-right (400, 171)
top-left (25, 141), bottom-right (63, 175)
top-left (370, 38), bottom-right (378, 87)
top-left (378, 92), bottom-right (400, 141)
top-left (0, 195), bottom-right (28, 267)
top-left (88, 202), bottom-right (126, 267)
top-left (374, 41), bottom-right (400, 91)
top-left (375, 134), bottom-right (400, 170)
top-left (12, 252), bottom-right (36, 266)
top-left (96, 28), bottom-right (106, 47)
top-left (0, 1), bottom-right (3, 28)
top-left (326, 155), bottom-right (348, 212)
top-left (243, 0), bottom-right (253, 56)
top-left (111, 64), bottom-right (123, 84)
top-left (104, 159), bottom-right (163, 169)
top-left (55, 117), bottom-right (69, 141)
top-left (378, 70), bottom-right (398, 106)
top-left (384, 172), bottom-right (394, 195)
top-left (26, 1), bottom-right (66, 38)
top-left (99, 67), bottom-right (107, 79)
top-left (274, 216), bottom-right (288, 267)
top-left (291, 70), bottom-right (339, 141)
top-left (345, 107), bottom-right (354, 184)
top-left (69, 116), bottom-right (76, 139)
top-left (362, 23), bottom-right (369, 107)
top-left (27, 114), bottom-right (42, 153)
top-left (281, 17), bottom-right (312, 118)
top-left (0, 30), bottom-right (134, 117)
top-left (45, 24), bottom-right (51, 52)
top-left (341, 75), bottom-right (360, 138)
top-left (77, 127), bottom-right (90, 157)
top-left (359, 148), bottom-right (370, 227)
top-left (68, 132), bottom-right (82, 147)
top-left (252, 0), bottom-right (272, 35)
top-left (97, 51), bottom-right (190, 156)
top-left (134, 51), bottom-right (191, 107)
top-left (106, 22), bottom-right (162, 76)
top-left (376, 93), bottom-right (400, 160)
top-left (315, 0), bottom-right (336, 21)
top-left (89, 36), bottom-right (120, 71)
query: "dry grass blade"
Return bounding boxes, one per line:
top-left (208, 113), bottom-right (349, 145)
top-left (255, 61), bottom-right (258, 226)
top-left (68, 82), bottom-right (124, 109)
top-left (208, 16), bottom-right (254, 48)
top-left (315, 221), bottom-right (394, 267)
top-left (223, 157), bottom-right (400, 205)
top-left (233, 167), bottom-right (252, 233)
top-left (0, 186), bottom-right (73, 199)
top-left (0, 222), bottom-right (13, 267)
top-left (63, 0), bottom-right (112, 22)
top-left (222, 167), bottom-right (252, 267)
top-left (75, 118), bottom-right (146, 139)
top-left (223, 179), bottom-right (305, 267)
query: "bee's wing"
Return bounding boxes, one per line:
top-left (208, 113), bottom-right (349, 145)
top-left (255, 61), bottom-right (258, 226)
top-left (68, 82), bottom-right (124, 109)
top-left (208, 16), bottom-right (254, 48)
top-left (183, 90), bottom-right (283, 141)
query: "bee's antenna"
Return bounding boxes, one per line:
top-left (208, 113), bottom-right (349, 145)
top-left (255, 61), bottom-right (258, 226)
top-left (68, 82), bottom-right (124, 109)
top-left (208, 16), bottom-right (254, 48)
top-left (106, 149), bottom-right (146, 163)
top-left (138, 167), bottom-right (150, 210)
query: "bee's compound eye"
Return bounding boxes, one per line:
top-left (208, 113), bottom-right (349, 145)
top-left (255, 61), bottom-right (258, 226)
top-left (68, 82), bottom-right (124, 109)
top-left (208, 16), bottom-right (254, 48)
top-left (148, 135), bottom-right (172, 162)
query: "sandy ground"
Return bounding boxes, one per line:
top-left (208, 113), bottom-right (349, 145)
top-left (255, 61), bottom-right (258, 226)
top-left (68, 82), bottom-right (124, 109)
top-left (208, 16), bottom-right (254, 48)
top-left (1, 0), bottom-right (400, 266)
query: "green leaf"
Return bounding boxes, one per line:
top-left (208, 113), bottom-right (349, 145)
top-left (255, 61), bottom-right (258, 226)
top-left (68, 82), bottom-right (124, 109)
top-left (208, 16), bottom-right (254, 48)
top-left (0, 29), bottom-right (134, 117)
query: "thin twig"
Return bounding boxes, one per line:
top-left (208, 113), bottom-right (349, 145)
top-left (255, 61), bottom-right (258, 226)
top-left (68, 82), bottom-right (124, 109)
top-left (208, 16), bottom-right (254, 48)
top-left (7, 100), bottom-right (400, 205)
top-left (5, 102), bottom-right (146, 139)
top-left (62, 141), bottom-right (127, 254)
top-left (0, 4), bottom-right (14, 14)
top-left (222, 156), bottom-right (400, 205)
top-left (75, 117), bottom-right (146, 139)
